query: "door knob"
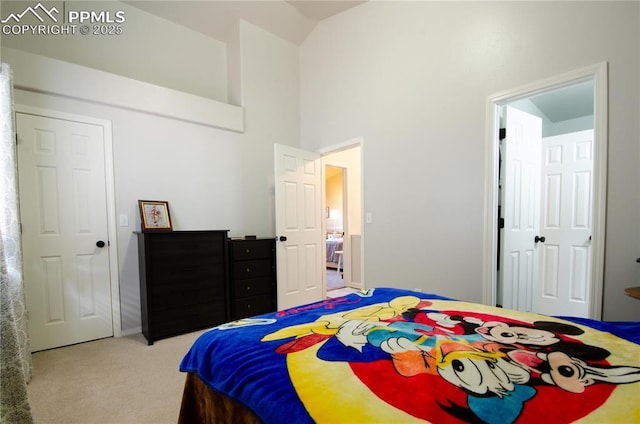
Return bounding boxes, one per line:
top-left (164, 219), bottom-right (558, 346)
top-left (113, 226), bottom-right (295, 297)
top-left (534, 236), bottom-right (546, 244)
top-left (279, 236), bottom-right (287, 242)
top-left (96, 240), bottom-right (106, 248)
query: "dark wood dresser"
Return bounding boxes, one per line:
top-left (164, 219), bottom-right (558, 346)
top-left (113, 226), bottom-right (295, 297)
top-left (136, 230), bottom-right (229, 345)
top-left (229, 238), bottom-right (277, 320)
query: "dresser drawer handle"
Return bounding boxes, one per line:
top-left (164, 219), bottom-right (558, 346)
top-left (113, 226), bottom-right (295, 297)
top-left (247, 304), bottom-right (251, 309)
top-left (246, 249), bottom-right (251, 253)
top-left (246, 268), bottom-right (251, 273)
top-left (246, 285), bottom-right (251, 291)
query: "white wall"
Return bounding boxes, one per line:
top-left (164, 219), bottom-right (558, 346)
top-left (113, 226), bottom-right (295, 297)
top-left (300, 1), bottom-right (640, 321)
top-left (237, 20), bottom-right (300, 236)
top-left (3, 18), bottom-right (300, 332)
top-left (1, 1), bottom-right (228, 102)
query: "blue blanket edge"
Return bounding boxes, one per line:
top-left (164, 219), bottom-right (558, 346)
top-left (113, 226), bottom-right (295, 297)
top-left (555, 316), bottom-right (640, 345)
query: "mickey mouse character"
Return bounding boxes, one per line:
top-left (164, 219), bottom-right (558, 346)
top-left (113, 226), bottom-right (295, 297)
top-left (507, 348), bottom-right (640, 393)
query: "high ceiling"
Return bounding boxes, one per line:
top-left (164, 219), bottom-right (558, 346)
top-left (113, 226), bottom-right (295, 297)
top-left (125, 1), bottom-right (593, 122)
top-left (124, 1), bottom-right (367, 45)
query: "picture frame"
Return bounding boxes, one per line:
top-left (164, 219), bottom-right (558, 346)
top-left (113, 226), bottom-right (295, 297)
top-left (138, 200), bottom-right (172, 232)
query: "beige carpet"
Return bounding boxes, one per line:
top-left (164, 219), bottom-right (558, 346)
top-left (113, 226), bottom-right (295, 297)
top-left (326, 268), bottom-right (344, 290)
top-left (26, 330), bottom-right (206, 424)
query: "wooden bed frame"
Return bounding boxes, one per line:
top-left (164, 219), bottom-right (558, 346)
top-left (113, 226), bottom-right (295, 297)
top-left (178, 373), bottom-right (262, 424)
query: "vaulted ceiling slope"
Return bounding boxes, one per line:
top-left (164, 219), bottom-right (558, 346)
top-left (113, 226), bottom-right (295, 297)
top-left (124, 0), bottom-right (367, 45)
top-left (124, 1), bottom-right (592, 122)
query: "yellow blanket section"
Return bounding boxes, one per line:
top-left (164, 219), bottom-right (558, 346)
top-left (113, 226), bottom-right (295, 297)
top-left (288, 341), bottom-right (423, 423)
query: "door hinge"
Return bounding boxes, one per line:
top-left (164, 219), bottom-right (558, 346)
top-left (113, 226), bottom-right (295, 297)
top-left (499, 128), bottom-right (506, 140)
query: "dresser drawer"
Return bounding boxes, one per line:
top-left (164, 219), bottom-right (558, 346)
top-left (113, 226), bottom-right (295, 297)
top-left (231, 240), bottom-right (273, 260)
top-left (234, 295), bottom-right (274, 319)
top-left (153, 301), bottom-right (226, 338)
top-left (148, 233), bottom-right (225, 260)
top-left (150, 263), bottom-right (225, 287)
top-left (233, 278), bottom-right (272, 298)
top-left (152, 281), bottom-right (222, 309)
top-left (232, 259), bottom-right (273, 280)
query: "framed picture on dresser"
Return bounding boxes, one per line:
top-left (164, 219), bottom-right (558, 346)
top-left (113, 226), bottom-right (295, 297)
top-left (138, 200), bottom-right (173, 232)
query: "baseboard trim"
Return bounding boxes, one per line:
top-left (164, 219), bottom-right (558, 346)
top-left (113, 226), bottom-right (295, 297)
top-left (120, 327), bottom-right (142, 337)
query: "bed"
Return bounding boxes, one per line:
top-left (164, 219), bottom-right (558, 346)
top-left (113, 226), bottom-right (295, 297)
top-left (325, 237), bottom-right (343, 268)
top-left (179, 287), bottom-right (640, 423)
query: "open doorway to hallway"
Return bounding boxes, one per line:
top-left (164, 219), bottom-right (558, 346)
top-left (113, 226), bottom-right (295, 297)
top-left (325, 165), bottom-right (346, 291)
top-left (322, 143), bottom-right (363, 297)
top-left (485, 63), bottom-right (608, 319)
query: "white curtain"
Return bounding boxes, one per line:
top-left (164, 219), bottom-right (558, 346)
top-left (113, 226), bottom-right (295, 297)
top-left (0, 62), bottom-right (34, 424)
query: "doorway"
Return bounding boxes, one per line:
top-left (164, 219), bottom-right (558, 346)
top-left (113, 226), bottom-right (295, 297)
top-left (484, 63), bottom-right (608, 319)
top-left (16, 106), bottom-right (121, 351)
top-left (274, 141), bottom-right (363, 307)
top-left (321, 142), bottom-right (363, 296)
top-left (325, 165), bottom-right (346, 291)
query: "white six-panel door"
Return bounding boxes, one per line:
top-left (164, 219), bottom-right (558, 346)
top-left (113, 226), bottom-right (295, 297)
top-left (17, 113), bottom-right (114, 351)
top-left (500, 107), bottom-right (542, 311)
top-left (536, 130), bottom-right (593, 317)
top-left (274, 144), bottom-right (323, 309)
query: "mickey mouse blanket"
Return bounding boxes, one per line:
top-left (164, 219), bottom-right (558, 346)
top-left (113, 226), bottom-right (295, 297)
top-left (180, 288), bottom-right (640, 423)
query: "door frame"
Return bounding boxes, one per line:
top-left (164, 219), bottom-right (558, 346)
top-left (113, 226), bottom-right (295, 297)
top-left (482, 62), bottom-right (608, 319)
top-left (318, 137), bottom-right (365, 292)
top-left (16, 105), bottom-right (122, 337)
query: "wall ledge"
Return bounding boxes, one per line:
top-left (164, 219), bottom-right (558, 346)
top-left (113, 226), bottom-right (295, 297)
top-left (3, 48), bottom-right (245, 132)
